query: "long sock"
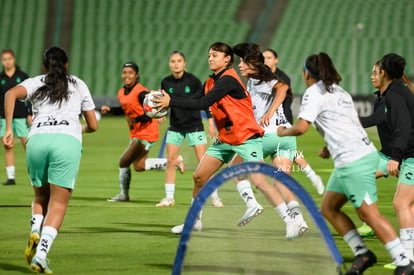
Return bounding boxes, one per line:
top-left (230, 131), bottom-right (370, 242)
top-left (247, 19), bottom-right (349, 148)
top-left (385, 238), bottom-right (411, 266)
top-left (191, 198), bottom-right (203, 220)
top-left (236, 180), bottom-right (259, 208)
top-left (6, 166), bottom-right (15, 179)
top-left (400, 228), bottom-right (414, 260)
top-left (274, 203), bottom-right (292, 224)
top-left (343, 229), bottom-right (368, 256)
top-left (287, 201), bottom-right (302, 215)
top-left (119, 167), bottom-right (131, 197)
top-left (165, 183), bottom-right (175, 199)
top-left (211, 189), bottom-right (220, 200)
top-left (31, 214), bottom-right (44, 233)
top-left (145, 158), bottom-right (167, 170)
top-left (36, 226), bottom-right (58, 260)
top-left (302, 165), bottom-right (316, 179)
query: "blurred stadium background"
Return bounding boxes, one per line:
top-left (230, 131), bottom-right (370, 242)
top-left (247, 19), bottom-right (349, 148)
top-left (1, 0), bottom-right (413, 107)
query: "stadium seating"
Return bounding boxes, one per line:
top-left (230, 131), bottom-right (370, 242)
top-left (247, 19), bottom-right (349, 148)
top-left (268, 0), bottom-right (413, 95)
top-left (70, 0), bottom-right (250, 96)
top-left (0, 0), bottom-right (48, 77)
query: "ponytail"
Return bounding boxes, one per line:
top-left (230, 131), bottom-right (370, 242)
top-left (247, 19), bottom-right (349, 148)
top-left (32, 47), bottom-right (69, 106)
top-left (304, 52), bottom-right (341, 92)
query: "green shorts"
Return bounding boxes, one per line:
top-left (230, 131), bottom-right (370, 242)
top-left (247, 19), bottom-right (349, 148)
top-left (205, 137), bottom-right (263, 163)
top-left (326, 151), bottom-right (379, 208)
top-left (262, 133), bottom-right (297, 161)
top-left (166, 130), bottom-right (206, 146)
top-left (0, 118), bottom-right (29, 138)
top-left (377, 151), bottom-right (390, 176)
top-left (399, 158), bottom-right (414, 185)
top-left (26, 134), bottom-right (82, 189)
top-left (131, 138), bottom-right (155, 151)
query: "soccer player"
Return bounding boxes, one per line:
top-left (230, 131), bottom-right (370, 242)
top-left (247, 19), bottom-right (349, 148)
top-left (156, 51), bottom-right (223, 207)
top-left (155, 42), bottom-right (305, 239)
top-left (101, 62), bottom-right (170, 202)
top-left (0, 49), bottom-right (32, 185)
top-left (229, 42), bottom-right (309, 233)
top-left (367, 54), bottom-right (414, 272)
top-left (263, 49), bottom-right (324, 193)
top-left (277, 52), bottom-right (414, 275)
top-left (3, 46), bottom-right (98, 273)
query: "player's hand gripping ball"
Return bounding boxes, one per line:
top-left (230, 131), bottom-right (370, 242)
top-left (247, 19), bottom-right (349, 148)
top-left (143, 91), bottom-right (168, 118)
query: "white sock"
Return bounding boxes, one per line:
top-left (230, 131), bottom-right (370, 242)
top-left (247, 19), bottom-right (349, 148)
top-left (386, 238), bottom-right (411, 266)
top-left (36, 226), bottom-right (58, 260)
top-left (343, 229), bottom-right (368, 256)
top-left (400, 228), bottom-right (414, 260)
top-left (6, 166), bottom-right (15, 179)
top-left (165, 183), bottom-right (175, 199)
top-left (191, 198), bottom-right (203, 220)
top-left (119, 167), bottom-right (131, 197)
top-left (145, 158), bottom-right (167, 170)
top-left (31, 214), bottom-right (44, 233)
top-left (210, 189), bottom-right (220, 200)
top-left (287, 201), bottom-right (302, 215)
top-left (236, 180), bottom-right (259, 208)
top-left (275, 203), bottom-right (292, 224)
top-left (302, 165), bottom-right (316, 179)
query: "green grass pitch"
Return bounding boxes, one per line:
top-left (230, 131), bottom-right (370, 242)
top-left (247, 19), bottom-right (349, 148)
top-left (0, 116), bottom-right (400, 274)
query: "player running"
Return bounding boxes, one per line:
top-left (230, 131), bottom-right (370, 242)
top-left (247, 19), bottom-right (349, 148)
top-left (156, 51), bottom-right (223, 207)
top-left (263, 48), bottom-right (324, 193)
top-left (229, 43), bottom-right (309, 233)
top-left (278, 52), bottom-right (414, 275)
top-left (102, 62), bottom-right (173, 202)
top-left (155, 42), bottom-right (306, 239)
top-left (3, 46), bottom-right (98, 273)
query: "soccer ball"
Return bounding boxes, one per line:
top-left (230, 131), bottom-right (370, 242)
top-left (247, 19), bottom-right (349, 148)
top-left (143, 91), bottom-right (168, 118)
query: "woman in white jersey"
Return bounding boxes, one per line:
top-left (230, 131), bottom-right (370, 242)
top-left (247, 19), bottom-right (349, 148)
top-left (3, 47), bottom-right (98, 273)
top-left (277, 52), bottom-right (414, 274)
top-left (229, 43), bottom-right (308, 237)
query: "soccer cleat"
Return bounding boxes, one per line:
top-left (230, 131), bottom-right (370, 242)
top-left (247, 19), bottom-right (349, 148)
top-left (106, 194), bottom-right (130, 202)
top-left (395, 261), bottom-right (414, 275)
top-left (30, 256), bottom-right (53, 274)
top-left (212, 197), bottom-right (224, 207)
top-left (310, 175), bottom-right (324, 195)
top-left (3, 179), bottom-right (16, 185)
top-left (171, 219), bottom-right (202, 234)
top-left (176, 155), bottom-right (185, 174)
top-left (345, 250), bottom-right (377, 275)
top-left (24, 231), bottom-right (40, 264)
top-left (156, 197), bottom-right (175, 207)
top-left (285, 214), bottom-right (308, 240)
top-left (237, 205), bottom-right (264, 226)
top-left (384, 262), bottom-right (397, 270)
top-left (357, 222), bottom-right (375, 237)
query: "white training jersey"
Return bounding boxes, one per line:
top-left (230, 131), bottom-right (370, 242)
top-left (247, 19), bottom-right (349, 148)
top-left (298, 81), bottom-right (375, 167)
top-left (247, 78), bottom-right (290, 133)
top-left (19, 74), bottom-right (95, 143)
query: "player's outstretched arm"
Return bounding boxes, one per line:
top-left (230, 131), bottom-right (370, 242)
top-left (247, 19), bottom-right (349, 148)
top-left (277, 118), bottom-right (311, 137)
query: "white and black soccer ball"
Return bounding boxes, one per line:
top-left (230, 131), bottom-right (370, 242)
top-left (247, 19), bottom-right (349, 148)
top-left (143, 91), bottom-right (168, 118)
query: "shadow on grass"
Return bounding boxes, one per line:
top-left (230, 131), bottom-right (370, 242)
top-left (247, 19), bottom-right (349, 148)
top-left (70, 196), bottom-right (156, 204)
top-left (0, 262), bottom-right (32, 274)
top-left (61, 222), bottom-right (178, 237)
top-left (181, 264), bottom-right (292, 275)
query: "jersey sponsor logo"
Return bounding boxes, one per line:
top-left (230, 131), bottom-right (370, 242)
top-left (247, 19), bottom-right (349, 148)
top-left (168, 88), bottom-right (174, 94)
top-left (0, 80), bottom-right (5, 85)
top-left (36, 116), bottom-right (69, 128)
top-left (16, 77), bottom-right (22, 83)
top-left (184, 86), bottom-right (191, 93)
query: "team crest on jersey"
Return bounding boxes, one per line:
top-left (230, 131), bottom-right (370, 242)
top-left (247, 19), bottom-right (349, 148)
top-left (16, 77), bottom-right (21, 83)
top-left (1, 80), bottom-right (5, 85)
top-left (184, 86), bottom-right (191, 93)
top-left (168, 88), bottom-right (174, 94)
